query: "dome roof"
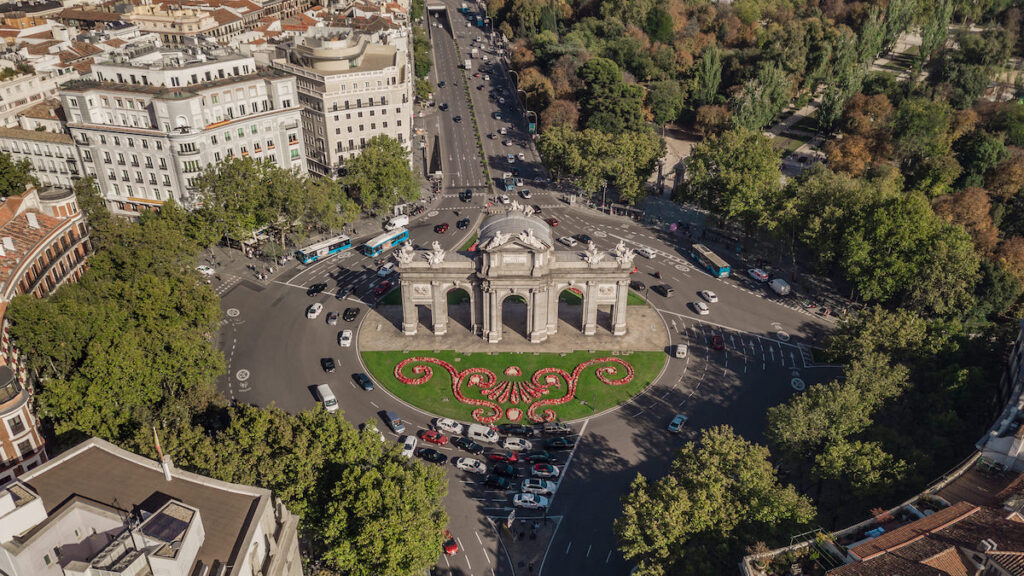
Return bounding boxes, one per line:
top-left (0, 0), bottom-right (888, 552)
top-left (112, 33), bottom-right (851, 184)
top-left (478, 210), bottom-right (553, 249)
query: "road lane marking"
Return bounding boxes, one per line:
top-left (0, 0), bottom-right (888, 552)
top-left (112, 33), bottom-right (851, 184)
top-left (476, 531), bottom-right (483, 546)
top-left (586, 544), bottom-right (592, 558)
top-left (565, 542), bottom-right (572, 554)
top-left (606, 550), bottom-right (613, 563)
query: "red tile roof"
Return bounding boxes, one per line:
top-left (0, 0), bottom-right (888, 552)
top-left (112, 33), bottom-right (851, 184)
top-left (0, 201), bottom-right (64, 293)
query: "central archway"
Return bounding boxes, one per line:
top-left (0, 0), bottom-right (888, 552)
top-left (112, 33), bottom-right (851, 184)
top-left (447, 287), bottom-right (472, 332)
top-left (501, 294), bottom-right (529, 341)
top-left (557, 287), bottom-right (584, 333)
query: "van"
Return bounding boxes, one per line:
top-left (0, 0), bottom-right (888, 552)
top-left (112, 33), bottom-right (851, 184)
top-left (467, 423), bottom-right (499, 444)
top-left (674, 344), bottom-right (688, 359)
top-left (385, 410), bottom-right (405, 434)
top-left (635, 247), bottom-right (656, 259)
top-left (385, 214), bottom-right (409, 231)
top-left (769, 278), bottom-right (791, 296)
top-left (316, 384), bottom-right (339, 413)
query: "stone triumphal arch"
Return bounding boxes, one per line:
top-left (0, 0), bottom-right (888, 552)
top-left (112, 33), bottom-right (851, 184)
top-left (396, 205), bottom-right (636, 343)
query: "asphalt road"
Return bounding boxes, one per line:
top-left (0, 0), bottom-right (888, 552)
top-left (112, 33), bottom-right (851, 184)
top-left (214, 4), bottom-right (842, 575)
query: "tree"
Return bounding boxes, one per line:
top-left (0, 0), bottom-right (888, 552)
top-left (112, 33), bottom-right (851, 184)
top-left (615, 426), bottom-right (815, 576)
top-left (195, 158), bottom-right (284, 242)
top-left (995, 104), bottom-right (1024, 147)
top-left (413, 27), bottom-right (432, 79)
top-left (414, 78), bottom-right (432, 101)
top-left (997, 236), bottom-right (1024, 282)
top-left (932, 187), bottom-right (999, 254)
top-left (0, 152), bottom-right (37, 197)
top-left (986, 149), bottom-right (1024, 198)
top-left (892, 98), bottom-right (960, 195)
top-left (646, 80), bottom-right (684, 126)
top-left (577, 58), bottom-right (646, 133)
top-left (540, 99), bottom-right (580, 130)
top-left (974, 260), bottom-right (1023, 318)
top-left (519, 67), bottom-right (555, 110)
top-left (730, 63), bottom-right (793, 131)
top-left (694, 105), bottom-right (730, 137)
top-left (681, 128), bottom-right (782, 230)
top-left (813, 440), bottom-right (907, 495)
top-left (693, 44), bottom-right (722, 106)
top-left (343, 135), bottom-right (418, 214)
top-left (954, 129), bottom-right (1007, 188)
top-left (918, 0), bottom-right (954, 67)
top-left (819, 29), bottom-right (865, 131)
top-left (824, 135), bottom-right (872, 176)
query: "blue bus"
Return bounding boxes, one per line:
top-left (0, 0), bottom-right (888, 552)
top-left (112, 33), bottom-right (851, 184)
top-left (690, 243), bottom-right (731, 278)
top-left (296, 234), bottom-right (352, 264)
top-left (361, 228), bottom-right (409, 257)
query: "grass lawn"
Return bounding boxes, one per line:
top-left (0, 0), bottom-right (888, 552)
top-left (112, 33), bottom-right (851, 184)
top-left (559, 288), bottom-right (645, 306)
top-left (379, 287), bottom-right (402, 305)
top-left (772, 135), bottom-right (805, 155)
top-left (362, 349), bottom-right (665, 424)
top-left (459, 233), bottom-right (479, 251)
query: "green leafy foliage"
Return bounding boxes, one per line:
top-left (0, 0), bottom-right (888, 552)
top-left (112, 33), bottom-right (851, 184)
top-left (0, 152), bottom-right (38, 197)
top-left (413, 27), bottom-right (432, 79)
top-left (342, 135), bottom-right (418, 214)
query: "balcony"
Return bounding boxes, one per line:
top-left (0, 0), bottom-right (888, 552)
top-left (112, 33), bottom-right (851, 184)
top-left (26, 236), bottom-right (89, 296)
top-left (0, 377), bottom-right (24, 407)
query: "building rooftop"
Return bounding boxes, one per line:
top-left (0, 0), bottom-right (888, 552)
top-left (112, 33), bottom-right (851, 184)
top-left (18, 437), bottom-right (269, 574)
top-left (479, 209), bottom-right (553, 249)
top-left (61, 67), bottom-right (291, 100)
top-left (0, 126), bottom-right (72, 144)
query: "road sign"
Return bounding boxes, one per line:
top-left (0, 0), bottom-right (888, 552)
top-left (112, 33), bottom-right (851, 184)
top-left (528, 122), bottom-right (536, 134)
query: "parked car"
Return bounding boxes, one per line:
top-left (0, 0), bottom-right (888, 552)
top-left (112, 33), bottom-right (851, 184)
top-left (545, 437), bottom-right (575, 451)
top-left (546, 217), bottom-right (559, 227)
top-left (454, 436), bottom-right (484, 454)
top-left (338, 329), bottom-right (353, 347)
top-left (711, 334), bottom-right (725, 350)
top-left (517, 152), bottom-right (525, 161)
top-left (487, 450), bottom-right (518, 463)
top-left (485, 474), bottom-right (510, 489)
top-left (196, 265), bottom-right (215, 276)
top-left (353, 372), bottom-right (374, 391)
top-left (307, 283), bottom-right (328, 296)
top-left (306, 302), bottom-right (324, 319)
top-left (399, 435), bottom-right (417, 458)
top-left (419, 429), bottom-right (449, 445)
top-left (507, 153), bottom-right (515, 164)
top-left (692, 301), bottom-right (710, 315)
top-left (668, 414), bottom-right (688, 433)
top-left (498, 424), bottom-right (535, 438)
top-left (326, 311), bottom-right (340, 325)
top-left (492, 462), bottom-right (518, 477)
top-left (435, 418), bottom-right (464, 435)
top-left (531, 463), bottom-right (561, 478)
top-left (502, 437), bottom-right (532, 451)
top-left (320, 357), bottom-right (336, 373)
top-left (699, 290), bottom-right (718, 303)
top-left (748, 268), bottom-right (770, 282)
top-left (522, 450), bottom-right (555, 463)
top-left (630, 281), bottom-right (646, 291)
top-left (521, 479), bottom-right (557, 495)
top-left (454, 457), bottom-right (487, 475)
top-left (652, 284), bottom-right (675, 297)
top-left (542, 422), bottom-right (573, 436)
top-left (416, 447), bottom-right (448, 464)
top-left (343, 307), bottom-right (360, 321)
top-left (443, 530), bottom-right (459, 556)
top-left (513, 493), bottom-right (549, 509)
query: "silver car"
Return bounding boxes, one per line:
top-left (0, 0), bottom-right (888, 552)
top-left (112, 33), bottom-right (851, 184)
top-left (558, 237), bottom-right (578, 248)
top-left (521, 478), bottom-right (556, 495)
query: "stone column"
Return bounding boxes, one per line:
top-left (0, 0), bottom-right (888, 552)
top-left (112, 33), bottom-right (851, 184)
top-left (432, 281), bottom-right (447, 336)
top-left (612, 280), bottom-right (629, 336)
top-left (469, 284), bottom-right (479, 335)
top-left (546, 283), bottom-right (559, 335)
top-left (485, 288), bottom-right (502, 343)
top-left (529, 287), bottom-right (548, 343)
top-left (583, 281), bottom-right (598, 336)
top-left (401, 281), bottom-right (417, 335)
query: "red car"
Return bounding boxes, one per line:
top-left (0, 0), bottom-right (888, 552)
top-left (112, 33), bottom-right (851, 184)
top-left (545, 217), bottom-right (558, 227)
top-left (374, 280), bottom-right (393, 296)
top-left (434, 222), bottom-right (449, 233)
top-left (418, 429), bottom-right (449, 445)
top-left (443, 530), bottom-right (459, 555)
top-left (486, 450), bottom-right (518, 463)
top-left (711, 334), bottom-right (725, 350)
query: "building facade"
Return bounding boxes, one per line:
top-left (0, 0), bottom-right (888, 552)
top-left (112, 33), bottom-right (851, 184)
top-left (61, 50), bottom-right (305, 216)
top-left (1, 437), bottom-right (303, 576)
top-left (271, 25), bottom-right (413, 177)
top-left (0, 65), bottom-right (65, 127)
top-left (0, 127), bottom-right (81, 189)
top-left (0, 365), bottom-right (43, 485)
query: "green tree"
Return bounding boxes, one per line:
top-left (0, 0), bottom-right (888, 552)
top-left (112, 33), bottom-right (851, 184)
top-left (813, 440), bottom-right (907, 495)
top-left (413, 27), bottom-right (432, 79)
top-left (693, 44), bottom-right (722, 107)
top-left (730, 63), bottom-right (792, 131)
top-left (577, 58), bottom-right (646, 134)
top-left (646, 80), bottom-right (684, 127)
top-left (953, 129), bottom-right (1007, 188)
top-left (415, 78), bottom-right (432, 101)
top-left (818, 30), bottom-right (864, 132)
top-left (892, 98), bottom-right (960, 195)
top-left (0, 151), bottom-right (37, 197)
top-left (615, 426), bottom-right (815, 576)
top-left (194, 158), bottom-right (283, 242)
top-left (343, 135), bottom-right (418, 214)
top-left (681, 128), bottom-right (782, 230)
top-left (918, 0), bottom-right (954, 67)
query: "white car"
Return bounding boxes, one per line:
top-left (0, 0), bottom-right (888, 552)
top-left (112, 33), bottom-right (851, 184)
top-left (693, 302), bottom-right (710, 315)
top-left (507, 154), bottom-right (515, 164)
top-left (668, 414), bottom-right (688, 433)
top-left (531, 464), bottom-right (560, 478)
top-left (361, 422), bottom-right (385, 442)
top-left (435, 418), bottom-right (464, 435)
top-left (499, 194), bottom-right (511, 204)
top-left (454, 457), bottom-right (487, 475)
top-left (503, 139), bottom-right (513, 146)
top-left (521, 479), bottom-right (556, 495)
top-left (399, 435), bottom-right (417, 458)
top-left (502, 437), bottom-right (532, 451)
top-left (306, 302), bottom-right (324, 319)
top-left (699, 290), bottom-right (718, 303)
top-left (517, 152), bottom-right (525, 161)
top-left (196, 265), bottom-right (215, 276)
top-left (500, 127), bottom-right (507, 135)
top-left (377, 262), bottom-right (395, 277)
top-left (484, 74), bottom-right (490, 80)
top-left (513, 493), bottom-right (549, 509)
top-left (748, 268), bottom-right (770, 282)
top-left (674, 344), bottom-right (688, 358)
top-left (499, 97), bottom-right (505, 104)
top-left (558, 236), bottom-right (578, 247)
top-left (338, 329), bottom-right (353, 347)
top-left (514, 177), bottom-right (524, 187)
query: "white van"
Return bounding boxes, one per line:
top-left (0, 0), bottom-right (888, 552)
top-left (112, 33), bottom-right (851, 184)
top-left (316, 384), bottom-right (339, 413)
top-left (769, 278), bottom-right (791, 296)
top-left (467, 423), bottom-right (499, 444)
top-left (636, 247), bottom-right (656, 259)
top-left (385, 214), bottom-right (409, 231)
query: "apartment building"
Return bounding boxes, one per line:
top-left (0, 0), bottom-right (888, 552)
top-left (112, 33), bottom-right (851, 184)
top-left (61, 50), bottom-right (305, 216)
top-left (0, 437), bottom-right (303, 576)
top-left (0, 63), bottom-right (65, 127)
top-left (124, 5), bottom-right (219, 46)
top-left (271, 24), bottom-right (413, 177)
top-left (0, 127), bottom-right (80, 189)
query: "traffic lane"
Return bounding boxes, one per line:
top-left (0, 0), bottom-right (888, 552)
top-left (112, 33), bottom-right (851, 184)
top-left (431, 16), bottom-right (484, 189)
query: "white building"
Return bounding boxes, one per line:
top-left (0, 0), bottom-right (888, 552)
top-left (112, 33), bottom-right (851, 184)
top-left (271, 24), bottom-right (413, 177)
top-left (60, 49), bottom-right (305, 217)
top-left (0, 63), bottom-right (68, 128)
top-left (0, 437), bottom-right (303, 576)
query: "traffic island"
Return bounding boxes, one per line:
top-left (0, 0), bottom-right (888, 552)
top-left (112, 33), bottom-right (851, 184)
top-left (492, 515), bottom-right (561, 576)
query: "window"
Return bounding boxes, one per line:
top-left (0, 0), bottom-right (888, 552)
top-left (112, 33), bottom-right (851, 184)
top-left (251, 125), bottom-right (258, 134)
top-left (6, 414), bottom-right (25, 436)
top-left (237, 128), bottom-right (244, 138)
top-left (211, 135), bottom-right (217, 145)
top-left (100, 135), bottom-right (106, 145)
top-left (224, 131), bottom-right (231, 141)
top-left (290, 149), bottom-right (299, 159)
top-left (17, 439), bottom-right (32, 457)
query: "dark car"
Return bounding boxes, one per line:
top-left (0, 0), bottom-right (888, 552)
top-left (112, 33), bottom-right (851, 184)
top-left (486, 450), bottom-right (518, 463)
top-left (416, 447), bottom-right (448, 464)
top-left (353, 372), bottom-right (374, 391)
top-left (374, 280), bottom-right (393, 296)
top-left (454, 436), bottom-right (484, 454)
top-left (484, 474), bottom-right (510, 489)
top-left (652, 284), bottom-right (674, 297)
top-left (492, 462), bottom-right (518, 477)
top-left (453, 115), bottom-right (462, 122)
top-left (321, 357), bottom-right (336, 373)
top-left (546, 437), bottom-right (575, 450)
top-left (460, 189), bottom-right (473, 202)
top-left (711, 334), bottom-right (725, 350)
top-left (542, 422), bottom-right (573, 436)
top-left (438, 81), bottom-right (446, 88)
top-left (434, 222), bottom-right (449, 234)
top-left (498, 424), bottom-right (535, 438)
top-left (523, 450), bottom-right (555, 463)
top-left (532, 205), bottom-right (542, 214)
top-left (343, 307), bottom-right (360, 321)
top-left (511, 168), bottom-right (520, 177)
top-left (456, 218), bottom-right (470, 229)
top-left (439, 101), bottom-right (448, 110)
top-left (326, 311), bottom-right (339, 325)
top-left (335, 286), bottom-right (350, 300)
top-left (307, 283), bottom-right (328, 296)
top-left (630, 280), bottom-right (646, 291)
top-left (573, 233), bottom-right (593, 245)
top-left (545, 217), bottom-right (558, 227)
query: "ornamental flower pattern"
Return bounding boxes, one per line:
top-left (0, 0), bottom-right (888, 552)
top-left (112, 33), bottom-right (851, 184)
top-left (393, 356), bottom-right (636, 423)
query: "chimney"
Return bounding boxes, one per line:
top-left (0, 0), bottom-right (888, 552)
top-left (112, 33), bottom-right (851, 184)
top-left (26, 213), bottom-right (38, 229)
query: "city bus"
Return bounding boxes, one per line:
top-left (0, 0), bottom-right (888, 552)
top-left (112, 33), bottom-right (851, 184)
top-left (690, 244), bottom-right (731, 278)
top-left (361, 228), bottom-right (410, 257)
top-left (296, 235), bottom-right (352, 264)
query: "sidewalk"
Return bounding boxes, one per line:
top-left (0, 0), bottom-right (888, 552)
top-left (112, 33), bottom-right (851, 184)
top-left (493, 516), bottom-right (559, 576)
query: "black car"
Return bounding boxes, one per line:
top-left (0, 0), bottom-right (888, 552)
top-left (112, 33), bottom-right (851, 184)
top-left (438, 81), bottom-right (446, 88)
top-left (523, 450), bottom-right (554, 463)
top-left (629, 280), bottom-right (646, 291)
top-left (321, 357), bottom-right (336, 373)
top-left (416, 447), bottom-right (448, 464)
top-left (454, 437), bottom-right (484, 454)
top-left (497, 423), bottom-right (535, 438)
top-left (439, 102), bottom-right (448, 110)
top-left (460, 189), bottom-right (473, 202)
top-left (532, 204), bottom-right (542, 214)
top-left (307, 283), bottom-right (327, 296)
top-left (573, 234), bottom-right (593, 245)
top-left (335, 286), bottom-right (350, 300)
top-left (511, 168), bottom-right (520, 177)
top-left (546, 437), bottom-right (575, 450)
top-left (492, 462), bottom-right (518, 477)
top-left (453, 115), bottom-right (462, 122)
top-left (353, 373), bottom-right (374, 391)
top-left (484, 474), bottom-right (510, 489)
top-left (343, 307), bottom-right (360, 321)
top-left (652, 284), bottom-right (675, 297)
top-left (456, 218), bottom-right (470, 229)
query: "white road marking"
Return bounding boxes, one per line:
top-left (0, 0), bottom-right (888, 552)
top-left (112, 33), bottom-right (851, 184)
top-left (565, 541), bottom-right (572, 554)
top-left (586, 544), bottom-right (592, 557)
top-left (476, 531), bottom-right (483, 546)
top-left (606, 550), bottom-right (613, 563)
